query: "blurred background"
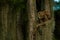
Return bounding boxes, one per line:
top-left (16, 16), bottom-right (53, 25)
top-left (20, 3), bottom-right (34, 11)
top-left (53, 0), bottom-right (60, 40)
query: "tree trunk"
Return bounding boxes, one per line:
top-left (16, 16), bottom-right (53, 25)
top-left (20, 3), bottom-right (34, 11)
top-left (16, 8), bottom-right (23, 40)
top-left (36, 0), bottom-right (55, 40)
top-left (27, 0), bottom-right (36, 40)
top-left (0, 3), bottom-right (23, 40)
top-left (27, 0), bottom-right (55, 40)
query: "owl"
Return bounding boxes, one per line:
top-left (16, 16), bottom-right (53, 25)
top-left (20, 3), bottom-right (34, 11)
top-left (37, 10), bottom-right (51, 23)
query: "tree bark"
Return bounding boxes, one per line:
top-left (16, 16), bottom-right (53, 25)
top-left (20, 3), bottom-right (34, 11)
top-left (36, 0), bottom-right (55, 40)
top-left (27, 0), bottom-right (36, 40)
top-left (0, 3), bottom-right (23, 40)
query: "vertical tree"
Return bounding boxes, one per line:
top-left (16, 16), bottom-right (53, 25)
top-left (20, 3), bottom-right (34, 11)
top-left (27, 0), bottom-right (36, 40)
top-left (27, 0), bottom-right (55, 40)
top-left (0, 0), bottom-right (25, 40)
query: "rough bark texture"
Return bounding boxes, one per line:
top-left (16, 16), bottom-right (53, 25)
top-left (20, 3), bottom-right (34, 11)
top-left (0, 0), bottom-right (55, 40)
top-left (36, 0), bottom-right (55, 40)
top-left (27, 0), bottom-right (36, 40)
top-left (27, 0), bottom-right (55, 40)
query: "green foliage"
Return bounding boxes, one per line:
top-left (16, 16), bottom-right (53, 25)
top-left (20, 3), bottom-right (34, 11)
top-left (9, 0), bottom-right (26, 8)
top-left (0, 0), bottom-right (26, 8)
top-left (8, 0), bottom-right (24, 4)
